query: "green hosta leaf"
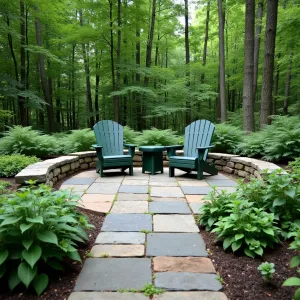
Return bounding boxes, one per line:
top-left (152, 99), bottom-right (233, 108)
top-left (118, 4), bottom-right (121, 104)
top-left (273, 198), bottom-right (286, 207)
top-left (58, 216), bottom-right (78, 223)
top-left (0, 265), bottom-right (6, 278)
top-left (26, 216), bottom-right (43, 224)
top-left (33, 273), bottom-right (48, 296)
top-left (46, 259), bottom-right (63, 271)
top-left (263, 228), bottom-right (274, 236)
top-left (18, 262), bottom-right (37, 288)
top-left (22, 239), bottom-right (33, 251)
top-left (20, 223), bottom-right (34, 233)
top-left (69, 233), bottom-right (85, 244)
top-left (1, 216), bottom-right (22, 226)
top-left (22, 245), bottom-right (42, 269)
top-left (284, 188), bottom-right (296, 199)
top-left (232, 240), bottom-right (243, 252)
top-left (8, 270), bottom-right (21, 291)
top-left (0, 249), bottom-right (9, 265)
top-left (295, 288), bottom-right (300, 300)
top-left (254, 247), bottom-right (263, 256)
top-left (36, 231), bottom-right (58, 245)
top-left (67, 250), bottom-right (81, 262)
top-left (244, 248), bottom-right (255, 258)
top-left (235, 233), bottom-right (244, 241)
top-left (283, 277), bottom-right (300, 286)
top-left (223, 237), bottom-right (234, 250)
top-left (291, 256), bottom-right (300, 268)
top-left (208, 217), bottom-right (217, 228)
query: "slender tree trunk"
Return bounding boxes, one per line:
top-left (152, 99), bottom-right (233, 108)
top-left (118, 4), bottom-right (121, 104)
top-left (34, 8), bottom-right (54, 132)
top-left (95, 50), bottom-right (101, 122)
top-left (243, 0), bottom-right (255, 132)
top-left (56, 76), bottom-right (61, 130)
top-left (201, 0), bottom-right (210, 83)
top-left (283, 55), bottom-right (292, 115)
top-left (272, 54), bottom-right (280, 114)
top-left (79, 10), bottom-right (94, 128)
top-left (185, 0), bottom-right (191, 125)
top-left (115, 0), bottom-right (121, 123)
top-left (260, 0), bottom-right (278, 128)
top-left (218, 0), bottom-right (226, 122)
top-left (253, 1), bottom-right (263, 104)
top-left (136, 27), bottom-right (142, 130)
top-left (71, 44), bottom-right (76, 129)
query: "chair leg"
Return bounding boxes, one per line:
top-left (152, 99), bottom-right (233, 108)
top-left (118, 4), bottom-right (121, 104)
top-left (197, 163), bottom-right (204, 180)
top-left (169, 166), bottom-right (175, 177)
top-left (129, 165), bottom-right (133, 176)
top-left (100, 167), bottom-right (104, 178)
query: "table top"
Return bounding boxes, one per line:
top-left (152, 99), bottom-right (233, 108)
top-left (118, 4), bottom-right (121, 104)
top-left (139, 146), bottom-right (166, 152)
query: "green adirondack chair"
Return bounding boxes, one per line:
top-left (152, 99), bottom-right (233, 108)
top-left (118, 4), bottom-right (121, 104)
top-left (92, 120), bottom-right (136, 177)
top-left (166, 120), bottom-right (218, 180)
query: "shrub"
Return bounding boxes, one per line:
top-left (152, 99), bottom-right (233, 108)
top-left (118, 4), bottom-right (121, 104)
top-left (212, 124), bottom-right (244, 153)
top-left (289, 158), bottom-right (300, 171)
top-left (0, 183), bottom-right (93, 295)
top-left (0, 180), bottom-right (10, 194)
top-left (0, 155), bottom-right (40, 177)
top-left (123, 126), bottom-right (139, 144)
top-left (64, 129), bottom-right (96, 153)
top-left (134, 128), bottom-right (180, 146)
top-left (258, 262), bottom-right (275, 281)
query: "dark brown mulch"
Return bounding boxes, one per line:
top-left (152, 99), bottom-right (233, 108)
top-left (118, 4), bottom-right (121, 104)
top-left (0, 177), bottom-right (20, 193)
top-left (0, 209), bottom-right (104, 300)
top-left (201, 228), bottom-right (299, 300)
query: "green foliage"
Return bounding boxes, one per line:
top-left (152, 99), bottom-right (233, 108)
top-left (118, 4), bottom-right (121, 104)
top-left (123, 126), bottom-right (139, 144)
top-left (258, 262), bottom-right (275, 281)
top-left (0, 155), bottom-right (40, 177)
top-left (0, 181), bottom-right (10, 194)
top-left (289, 158), bottom-right (300, 171)
top-left (141, 284), bottom-right (164, 296)
top-left (64, 129), bottom-right (96, 153)
top-left (134, 128), bottom-right (180, 146)
top-left (0, 183), bottom-right (93, 295)
top-left (212, 124), bottom-right (244, 153)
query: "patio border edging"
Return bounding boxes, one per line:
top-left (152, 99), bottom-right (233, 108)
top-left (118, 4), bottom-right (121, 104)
top-left (15, 151), bottom-right (282, 185)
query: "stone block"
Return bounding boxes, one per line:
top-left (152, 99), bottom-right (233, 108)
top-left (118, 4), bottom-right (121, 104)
top-left (119, 185), bottom-right (148, 194)
top-left (69, 292), bottom-right (149, 300)
top-left (181, 186), bottom-right (213, 195)
top-left (133, 155), bottom-right (142, 162)
top-left (48, 172), bottom-right (54, 181)
top-left (89, 162), bottom-right (96, 168)
top-left (206, 158), bottom-right (214, 163)
top-left (245, 166), bottom-right (254, 174)
top-left (90, 245), bottom-right (144, 257)
top-left (110, 201), bottom-right (148, 214)
top-left (153, 215), bottom-right (199, 233)
top-left (71, 162), bottom-right (76, 170)
top-left (149, 202), bottom-right (191, 214)
top-left (226, 162), bottom-right (235, 168)
top-left (215, 165), bottom-right (223, 171)
top-left (153, 292), bottom-right (228, 300)
top-left (61, 164), bottom-right (71, 173)
top-left (215, 160), bottom-right (226, 166)
top-left (85, 157), bottom-right (92, 163)
top-left (95, 232), bottom-right (145, 244)
top-left (79, 159), bottom-right (85, 164)
top-left (234, 169), bottom-right (239, 175)
top-left (235, 163), bottom-right (244, 170)
top-left (58, 173), bottom-right (66, 180)
top-left (238, 170), bottom-right (247, 177)
top-left (163, 161), bottom-right (169, 167)
top-left (53, 168), bottom-right (61, 177)
top-left (223, 166), bottom-right (234, 174)
top-left (81, 163), bottom-right (89, 169)
top-left (52, 177), bottom-right (57, 184)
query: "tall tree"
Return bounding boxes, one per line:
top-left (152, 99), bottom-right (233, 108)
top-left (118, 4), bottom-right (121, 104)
top-left (115, 0), bottom-right (121, 123)
top-left (201, 0), bottom-right (210, 83)
top-left (242, 0), bottom-right (255, 132)
top-left (260, 0), bottom-right (278, 128)
top-left (283, 54), bottom-right (292, 115)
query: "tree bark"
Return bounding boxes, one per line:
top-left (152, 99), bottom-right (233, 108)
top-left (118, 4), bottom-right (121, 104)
top-left (185, 0), bottom-right (191, 125)
top-left (71, 44), bottom-right (76, 128)
top-left (95, 50), bottom-right (101, 122)
top-left (283, 55), bottom-right (292, 115)
top-left (218, 0), bottom-right (227, 122)
top-left (260, 0), bottom-right (278, 128)
top-left (253, 1), bottom-right (263, 104)
top-left (136, 27), bottom-right (142, 131)
top-left (242, 0), bottom-right (255, 132)
top-left (272, 54), bottom-right (280, 114)
top-left (115, 0), bottom-right (121, 123)
top-left (201, 0), bottom-right (210, 83)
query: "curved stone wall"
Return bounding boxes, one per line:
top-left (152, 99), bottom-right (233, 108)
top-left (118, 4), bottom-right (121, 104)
top-left (15, 151), bottom-right (282, 185)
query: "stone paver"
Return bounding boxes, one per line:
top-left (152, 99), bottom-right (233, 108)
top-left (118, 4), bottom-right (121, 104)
top-left (95, 177), bottom-right (124, 183)
top-left (117, 193), bottom-right (149, 201)
top-left (79, 201), bottom-right (112, 213)
top-left (73, 170), bottom-right (99, 178)
top-left (151, 187), bottom-right (184, 198)
top-left (178, 180), bottom-right (209, 187)
top-left (62, 178), bottom-right (95, 185)
top-left (111, 201), bottom-right (148, 213)
top-left (153, 257), bottom-right (215, 273)
top-left (146, 233), bottom-right (207, 256)
top-left (189, 203), bottom-right (204, 214)
top-left (185, 195), bottom-right (207, 203)
top-left (207, 179), bottom-right (237, 187)
top-left (60, 185), bottom-right (89, 192)
top-left (154, 272), bottom-right (222, 291)
top-left (153, 292), bottom-right (228, 300)
top-left (149, 181), bottom-right (178, 187)
top-left (81, 194), bottom-right (115, 202)
top-left (87, 183), bottom-right (120, 194)
top-left (153, 215), bottom-right (199, 232)
top-left (119, 185), bottom-right (148, 194)
top-left (151, 197), bottom-right (186, 202)
top-left (95, 232), bottom-right (145, 244)
top-left (149, 202), bottom-right (190, 214)
top-left (122, 180), bottom-right (149, 185)
top-left (69, 292), bottom-right (149, 300)
top-left (204, 174), bottom-right (228, 180)
top-left (181, 186), bottom-right (213, 195)
top-left (73, 258), bottom-right (151, 291)
top-left (90, 245), bottom-right (144, 257)
top-left (102, 214), bottom-right (152, 232)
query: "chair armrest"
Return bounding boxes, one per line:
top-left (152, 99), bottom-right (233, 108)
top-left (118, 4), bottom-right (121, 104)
top-left (196, 145), bottom-right (214, 150)
top-left (197, 145), bottom-right (214, 160)
top-left (165, 145), bottom-right (184, 157)
top-left (124, 143), bottom-right (136, 158)
top-left (92, 144), bottom-right (103, 158)
top-left (92, 144), bottom-right (103, 149)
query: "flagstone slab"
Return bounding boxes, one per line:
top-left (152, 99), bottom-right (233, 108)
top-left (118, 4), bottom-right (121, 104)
top-left (79, 201), bottom-right (112, 213)
top-left (60, 185), bottom-right (90, 192)
top-left (146, 233), bottom-right (207, 256)
top-left (153, 257), bottom-right (216, 273)
top-left (154, 272), bottom-right (222, 291)
top-left (122, 180), bottom-right (149, 186)
top-left (73, 171), bottom-right (99, 178)
top-left (204, 174), bottom-right (228, 180)
top-left (87, 183), bottom-right (120, 194)
top-left (95, 232), bottom-right (145, 244)
top-left (178, 181), bottom-right (209, 187)
top-left (149, 202), bottom-right (190, 214)
top-left (181, 186), bottom-right (213, 195)
top-left (102, 214), bottom-right (152, 232)
top-left (185, 195), bottom-right (207, 203)
top-left (73, 258), bottom-right (152, 291)
top-left (111, 201), bottom-right (148, 214)
top-left (150, 187), bottom-right (184, 198)
top-left (81, 194), bottom-right (115, 202)
top-left (189, 203), bottom-right (204, 214)
top-left (62, 178), bottom-right (95, 185)
top-left (153, 215), bottom-right (199, 232)
top-left (125, 175), bottom-right (150, 180)
top-left (149, 181), bottom-right (178, 187)
top-left (90, 245), bottom-right (144, 257)
top-left (206, 179), bottom-right (237, 187)
top-left (150, 177), bottom-right (177, 182)
top-left (118, 193), bottom-right (149, 201)
top-left (151, 197), bottom-right (186, 202)
top-left (95, 177), bottom-right (124, 183)
top-left (153, 292), bottom-right (228, 300)
top-left (119, 185), bottom-right (148, 194)
top-left (69, 292), bottom-right (149, 300)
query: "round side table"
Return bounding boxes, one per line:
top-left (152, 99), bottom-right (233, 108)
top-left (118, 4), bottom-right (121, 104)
top-left (139, 146), bottom-right (166, 175)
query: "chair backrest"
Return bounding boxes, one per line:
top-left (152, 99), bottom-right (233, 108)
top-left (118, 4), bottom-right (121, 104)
top-left (93, 120), bottom-right (124, 156)
top-left (184, 120), bottom-right (215, 160)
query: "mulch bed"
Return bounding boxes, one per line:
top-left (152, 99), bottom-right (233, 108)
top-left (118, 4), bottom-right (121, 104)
top-left (201, 228), bottom-right (299, 300)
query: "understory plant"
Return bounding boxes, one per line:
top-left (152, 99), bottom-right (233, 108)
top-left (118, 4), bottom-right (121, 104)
top-left (0, 181), bottom-right (10, 194)
top-left (0, 154), bottom-right (40, 177)
top-left (0, 183), bottom-right (93, 295)
top-left (63, 129), bottom-right (96, 153)
top-left (258, 262), bottom-right (275, 281)
top-left (123, 126), bottom-right (139, 144)
top-left (134, 128), bottom-right (180, 146)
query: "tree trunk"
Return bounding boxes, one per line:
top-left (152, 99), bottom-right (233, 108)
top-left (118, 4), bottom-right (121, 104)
top-left (185, 0), bottom-right (191, 125)
top-left (34, 7), bottom-right (55, 132)
top-left (242, 0), bottom-right (255, 132)
top-left (283, 55), bottom-right (292, 115)
top-left (115, 0), bottom-right (121, 123)
top-left (201, 0), bottom-right (210, 83)
top-left (272, 54), bottom-right (280, 114)
top-left (136, 27), bottom-right (142, 131)
top-left (56, 75), bottom-right (61, 131)
top-left (79, 10), bottom-right (94, 128)
top-left (253, 1), bottom-right (263, 104)
top-left (95, 50), bottom-right (101, 122)
top-left (260, 0), bottom-right (278, 128)
top-left (71, 44), bottom-right (76, 129)
top-left (218, 0), bottom-right (227, 122)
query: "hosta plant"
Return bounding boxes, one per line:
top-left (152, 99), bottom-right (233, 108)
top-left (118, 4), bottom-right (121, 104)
top-left (0, 183), bottom-right (93, 295)
top-left (258, 262), bottom-right (275, 281)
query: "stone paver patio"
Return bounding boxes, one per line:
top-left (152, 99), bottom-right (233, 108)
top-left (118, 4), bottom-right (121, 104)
top-left (63, 168), bottom-right (233, 300)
